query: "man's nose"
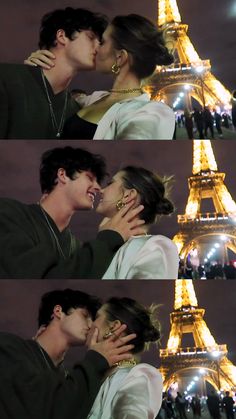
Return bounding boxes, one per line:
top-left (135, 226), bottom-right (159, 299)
top-left (88, 318), bottom-right (93, 328)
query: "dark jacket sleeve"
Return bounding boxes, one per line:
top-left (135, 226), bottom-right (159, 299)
top-left (0, 200), bottom-right (124, 279)
top-left (0, 334), bottom-right (108, 419)
top-left (69, 230), bottom-right (124, 279)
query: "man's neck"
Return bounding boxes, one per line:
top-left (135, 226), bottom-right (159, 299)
top-left (39, 192), bottom-right (74, 231)
top-left (36, 329), bottom-right (68, 366)
top-left (42, 50), bottom-right (78, 94)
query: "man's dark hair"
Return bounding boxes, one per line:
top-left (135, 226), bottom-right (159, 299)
top-left (40, 146), bottom-right (107, 193)
top-left (39, 7), bottom-right (108, 49)
top-left (38, 288), bottom-right (101, 326)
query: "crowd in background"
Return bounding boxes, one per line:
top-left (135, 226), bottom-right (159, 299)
top-left (178, 260), bottom-right (236, 280)
top-left (156, 390), bottom-right (235, 419)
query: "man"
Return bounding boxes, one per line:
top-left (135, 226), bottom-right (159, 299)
top-left (207, 390), bottom-right (221, 419)
top-left (0, 146), bottom-right (145, 279)
top-left (0, 7), bottom-right (108, 138)
top-left (0, 288), bottom-right (136, 419)
top-left (222, 391), bottom-right (235, 419)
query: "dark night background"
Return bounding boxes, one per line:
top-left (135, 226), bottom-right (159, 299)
top-left (0, 0), bottom-right (235, 92)
top-left (0, 140), bottom-right (235, 241)
top-left (0, 280), bottom-right (235, 367)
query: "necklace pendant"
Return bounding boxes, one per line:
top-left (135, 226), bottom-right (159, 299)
top-left (56, 132), bottom-right (61, 138)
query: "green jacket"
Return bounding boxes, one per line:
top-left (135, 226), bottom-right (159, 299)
top-left (0, 198), bottom-right (124, 279)
top-left (0, 332), bottom-right (109, 419)
top-left (0, 64), bottom-right (79, 139)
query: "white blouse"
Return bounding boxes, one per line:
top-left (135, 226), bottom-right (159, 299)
top-left (76, 92), bottom-right (175, 140)
top-left (87, 363), bottom-right (163, 419)
top-left (102, 235), bottom-right (179, 279)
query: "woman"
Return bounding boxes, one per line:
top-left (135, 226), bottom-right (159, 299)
top-left (26, 14), bottom-right (175, 139)
top-left (87, 296), bottom-right (163, 418)
top-left (96, 166), bottom-right (179, 279)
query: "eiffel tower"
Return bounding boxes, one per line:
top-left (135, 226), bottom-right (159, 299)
top-left (173, 140), bottom-right (236, 264)
top-left (146, 0), bottom-right (231, 110)
top-left (160, 280), bottom-right (236, 392)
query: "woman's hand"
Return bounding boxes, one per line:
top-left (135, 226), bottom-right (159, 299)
top-left (99, 201), bottom-right (145, 241)
top-left (87, 325), bottom-right (136, 367)
top-left (24, 49), bottom-right (56, 70)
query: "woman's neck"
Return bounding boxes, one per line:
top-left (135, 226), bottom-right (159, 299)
top-left (110, 71), bottom-right (142, 96)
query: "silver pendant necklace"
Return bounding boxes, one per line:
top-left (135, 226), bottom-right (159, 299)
top-left (35, 340), bottom-right (52, 370)
top-left (41, 69), bottom-right (68, 138)
top-left (38, 204), bottom-right (72, 260)
top-left (35, 341), bottom-right (68, 378)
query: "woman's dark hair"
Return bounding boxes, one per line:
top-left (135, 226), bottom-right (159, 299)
top-left (110, 14), bottom-right (173, 79)
top-left (38, 288), bottom-right (101, 326)
top-left (39, 7), bottom-right (108, 49)
top-left (40, 146), bottom-right (107, 193)
top-left (104, 297), bottom-right (160, 354)
top-left (121, 166), bottom-right (174, 224)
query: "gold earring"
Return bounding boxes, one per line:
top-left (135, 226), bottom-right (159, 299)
top-left (103, 329), bottom-right (114, 339)
top-left (116, 199), bottom-right (125, 211)
top-left (111, 63), bottom-right (120, 75)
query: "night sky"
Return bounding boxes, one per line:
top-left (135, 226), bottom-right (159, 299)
top-left (0, 0), bottom-right (235, 92)
top-left (0, 140), bottom-right (235, 241)
top-left (0, 280), bottom-right (235, 367)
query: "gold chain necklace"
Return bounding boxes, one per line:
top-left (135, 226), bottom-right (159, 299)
top-left (109, 88), bottom-right (143, 94)
top-left (41, 69), bottom-right (68, 138)
top-left (39, 204), bottom-right (72, 260)
top-left (115, 358), bottom-right (137, 368)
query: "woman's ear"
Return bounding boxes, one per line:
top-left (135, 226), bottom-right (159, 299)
top-left (116, 49), bottom-right (129, 67)
top-left (123, 188), bottom-right (138, 204)
top-left (110, 319), bottom-right (122, 331)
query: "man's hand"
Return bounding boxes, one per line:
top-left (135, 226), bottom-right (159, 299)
top-left (99, 201), bottom-right (145, 241)
top-left (87, 325), bottom-right (136, 366)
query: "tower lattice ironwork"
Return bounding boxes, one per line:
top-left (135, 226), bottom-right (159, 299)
top-left (173, 140), bottom-right (236, 263)
top-left (160, 280), bottom-right (236, 392)
top-left (146, 0), bottom-right (231, 109)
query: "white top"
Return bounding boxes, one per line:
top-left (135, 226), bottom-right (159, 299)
top-left (102, 235), bottom-right (179, 279)
top-left (76, 92), bottom-right (175, 140)
top-left (87, 363), bottom-right (163, 419)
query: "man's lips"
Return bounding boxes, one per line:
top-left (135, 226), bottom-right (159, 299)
top-left (88, 192), bottom-right (95, 201)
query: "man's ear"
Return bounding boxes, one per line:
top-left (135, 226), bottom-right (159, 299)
top-left (123, 188), bottom-right (138, 204)
top-left (55, 29), bottom-right (67, 47)
top-left (57, 168), bottom-right (68, 185)
top-left (52, 305), bottom-right (63, 320)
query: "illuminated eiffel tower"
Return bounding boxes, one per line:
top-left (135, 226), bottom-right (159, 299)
top-left (146, 0), bottom-right (231, 109)
top-left (160, 280), bottom-right (236, 392)
top-left (173, 140), bottom-right (236, 263)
